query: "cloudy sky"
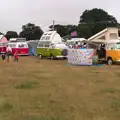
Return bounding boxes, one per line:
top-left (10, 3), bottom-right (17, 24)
top-left (0, 0), bottom-right (119, 34)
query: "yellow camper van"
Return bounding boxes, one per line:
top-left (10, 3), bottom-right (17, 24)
top-left (88, 40), bottom-right (120, 65)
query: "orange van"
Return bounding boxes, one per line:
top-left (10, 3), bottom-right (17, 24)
top-left (88, 40), bottom-right (120, 65)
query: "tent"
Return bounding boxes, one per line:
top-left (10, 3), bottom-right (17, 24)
top-left (0, 35), bottom-right (8, 43)
top-left (27, 40), bottom-right (39, 56)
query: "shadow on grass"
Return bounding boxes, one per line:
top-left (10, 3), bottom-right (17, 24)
top-left (100, 88), bottom-right (120, 94)
top-left (111, 98), bottom-right (120, 111)
top-left (0, 103), bottom-right (13, 112)
top-left (15, 81), bottom-right (39, 89)
top-left (115, 72), bottom-right (120, 78)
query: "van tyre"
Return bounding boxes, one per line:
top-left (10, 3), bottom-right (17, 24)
top-left (107, 58), bottom-right (113, 65)
top-left (50, 54), bottom-right (54, 60)
top-left (38, 54), bottom-right (43, 59)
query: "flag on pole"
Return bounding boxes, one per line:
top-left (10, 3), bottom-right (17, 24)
top-left (70, 31), bottom-right (77, 37)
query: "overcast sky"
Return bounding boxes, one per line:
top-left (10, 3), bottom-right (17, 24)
top-left (0, 0), bottom-right (119, 34)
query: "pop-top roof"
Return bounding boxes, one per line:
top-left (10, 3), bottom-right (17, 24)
top-left (9, 38), bottom-right (26, 42)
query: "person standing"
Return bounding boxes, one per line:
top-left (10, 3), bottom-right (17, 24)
top-left (6, 45), bottom-right (12, 62)
top-left (14, 51), bottom-right (19, 62)
top-left (1, 53), bottom-right (6, 62)
top-left (1, 48), bottom-right (6, 62)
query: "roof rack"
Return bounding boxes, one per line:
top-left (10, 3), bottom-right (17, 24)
top-left (9, 38), bottom-right (26, 42)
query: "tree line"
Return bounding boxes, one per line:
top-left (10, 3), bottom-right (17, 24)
top-left (3, 8), bottom-right (120, 41)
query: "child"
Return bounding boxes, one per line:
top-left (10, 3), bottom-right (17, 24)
top-left (14, 51), bottom-right (19, 62)
top-left (6, 45), bottom-right (12, 62)
top-left (1, 53), bottom-right (6, 62)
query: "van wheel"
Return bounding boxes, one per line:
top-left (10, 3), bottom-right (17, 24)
top-left (107, 58), bottom-right (113, 65)
top-left (38, 54), bottom-right (43, 59)
top-left (50, 54), bottom-right (54, 60)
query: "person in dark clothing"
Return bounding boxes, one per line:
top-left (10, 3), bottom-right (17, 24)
top-left (100, 44), bottom-right (106, 58)
top-left (1, 53), bottom-right (6, 61)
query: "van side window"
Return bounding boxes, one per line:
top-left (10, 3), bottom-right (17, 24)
top-left (9, 44), bottom-right (12, 47)
top-left (45, 36), bottom-right (50, 40)
top-left (9, 44), bottom-right (16, 48)
top-left (109, 44), bottom-right (116, 50)
top-left (44, 43), bottom-right (50, 47)
top-left (41, 37), bottom-right (45, 40)
top-left (76, 41), bottom-right (78, 44)
top-left (38, 43), bottom-right (43, 47)
top-left (106, 44), bottom-right (110, 49)
top-left (3, 43), bottom-right (6, 47)
top-left (13, 44), bottom-right (16, 48)
top-left (18, 44), bottom-right (26, 48)
top-left (51, 44), bottom-right (55, 48)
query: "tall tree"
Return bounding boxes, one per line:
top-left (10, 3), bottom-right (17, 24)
top-left (5, 31), bottom-right (18, 40)
top-left (78, 8), bottom-right (118, 38)
top-left (19, 23), bottom-right (43, 41)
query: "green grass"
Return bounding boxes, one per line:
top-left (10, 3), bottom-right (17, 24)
top-left (15, 81), bottom-right (39, 89)
top-left (0, 103), bottom-right (13, 112)
top-left (111, 99), bottom-right (120, 111)
top-left (100, 88), bottom-right (117, 94)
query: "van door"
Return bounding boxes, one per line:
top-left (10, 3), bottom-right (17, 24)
top-left (43, 42), bottom-right (50, 57)
top-left (37, 42), bottom-right (44, 56)
top-left (106, 43), bottom-right (116, 61)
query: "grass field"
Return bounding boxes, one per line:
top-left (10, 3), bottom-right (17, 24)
top-left (0, 56), bottom-right (120, 120)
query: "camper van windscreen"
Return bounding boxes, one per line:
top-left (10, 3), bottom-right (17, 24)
top-left (41, 36), bottom-right (50, 40)
top-left (17, 38), bottom-right (26, 42)
top-left (18, 44), bottom-right (28, 48)
top-left (38, 43), bottom-right (43, 47)
top-left (116, 42), bottom-right (120, 49)
top-left (9, 44), bottom-right (16, 48)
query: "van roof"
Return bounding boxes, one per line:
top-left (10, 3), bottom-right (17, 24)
top-left (67, 38), bottom-right (86, 42)
top-left (89, 39), bottom-right (120, 44)
top-left (9, 38), bottom-right (26, 42)
top-left (8, 42), bottom-right (27, 44)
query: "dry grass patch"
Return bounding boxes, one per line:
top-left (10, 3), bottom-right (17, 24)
top-left (0, 57), bottom-right (120, 120)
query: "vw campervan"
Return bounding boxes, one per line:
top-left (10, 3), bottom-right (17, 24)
top-left (89, 40), bottom-right (120, 65)
top-left (36, 31), bottom-right (68, 59)
top-left (8, 38), bottom-right (28, 55)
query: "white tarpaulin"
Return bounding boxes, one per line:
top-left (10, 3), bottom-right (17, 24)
top-left (68, 49), bottom-right (95, 65)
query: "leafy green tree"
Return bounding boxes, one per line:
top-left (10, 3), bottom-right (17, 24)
top-left (19, 23), bottom-right (43, 41)
top-left (78, 8), bottom-right (118, 38)
top-left (5, 31), bottom-right (18, 40)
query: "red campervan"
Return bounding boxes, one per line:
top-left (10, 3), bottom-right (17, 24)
top-left (8, 38), bottom-right (28, 55)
